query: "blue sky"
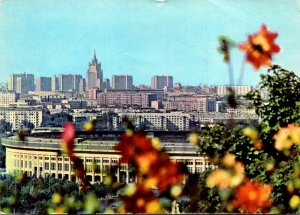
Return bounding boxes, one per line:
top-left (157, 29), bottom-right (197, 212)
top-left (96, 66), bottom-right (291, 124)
top-left (0, 0), bottom-right (300, 86)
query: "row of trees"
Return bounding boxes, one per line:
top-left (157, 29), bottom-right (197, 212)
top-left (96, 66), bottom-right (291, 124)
top-left (0, 174), bottom-right (115, 214)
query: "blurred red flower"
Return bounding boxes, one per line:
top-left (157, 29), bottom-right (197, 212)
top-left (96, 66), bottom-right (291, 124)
top-left (115, 132), bottom-right (186, 191)
top-left (231, 181), bottom-right (272, 213)
top-left (61, 122), bottom-right (76, 156)
top-left (114, 132), bottom-right (155, 163)
top-left (61, 123), bottom-right (90, 190)
top-left (239, 24), bottom-right (280, 70)
top-left (147, 155), bottom-right (185, 192)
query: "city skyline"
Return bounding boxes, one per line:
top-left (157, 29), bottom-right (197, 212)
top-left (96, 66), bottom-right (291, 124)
top-left (1, 1), bottom-right (300, 86)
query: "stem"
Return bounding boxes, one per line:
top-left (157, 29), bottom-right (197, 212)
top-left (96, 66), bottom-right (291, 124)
top-left (237, 59), bottom-right (246, 85)
top-left (227, 60), bottom-right (235, 86)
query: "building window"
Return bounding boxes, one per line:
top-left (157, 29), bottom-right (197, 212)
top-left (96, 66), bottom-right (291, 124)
top-left (51, 163), bottom-right (56, 170)
top-left (196, 167), bottom-right (202, 173)
top-left (95, 165), bottom-right (101, 173)
top-left (58, 163), bottom-right (62, 171)
top-left (120, 166), bottom-right (127, 170)
top-left (86, 163), bottom-right (93, 173)
top-left (45, 163), bottom-right (49, 170)
top-left (64, 164), bottom-right (69, 171)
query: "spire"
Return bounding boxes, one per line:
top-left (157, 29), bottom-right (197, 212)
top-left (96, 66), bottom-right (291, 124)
top-left (94, 49), bottom-right (97, 60)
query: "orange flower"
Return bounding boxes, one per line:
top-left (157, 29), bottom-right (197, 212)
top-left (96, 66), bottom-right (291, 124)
top-left (149, 158), bottom-right (185, 192)
top-left (231, 181), bottom-right (272, 213)
top-left (114, 132), bottom-right (154, 163)
top-left (239, 24), bottom-right (280, 70)
top-left (114, 131), bottom-right (186, 192)
top-left (274, 124), bottom-right (300, 151)
top-left (135, 151), bottom-right (160, 174)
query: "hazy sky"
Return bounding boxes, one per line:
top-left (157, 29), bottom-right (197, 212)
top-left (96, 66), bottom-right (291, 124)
top-left (0, 0), bottom-right (300, 86)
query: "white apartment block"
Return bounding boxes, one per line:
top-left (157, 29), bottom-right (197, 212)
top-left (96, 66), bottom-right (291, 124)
top-left (0, 108), bottom-right (43, 130)
top-left (216, 85), bottom-right (253, 96)
top-left (113, 112), bottom-right (190, 130)
top-left (0, 90), bottom-right (20, 107)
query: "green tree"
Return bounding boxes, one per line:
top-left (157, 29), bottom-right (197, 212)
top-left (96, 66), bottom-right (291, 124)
top-left (32, 200), bottom-right (49, 214)
top-left (0, 119), bottom-right (12, 134)
top-left (22, 120), bottom-right (35, 130)
top-left (194, 65), bottom-right (300, 213)
top-left (183, 172), bottom-right (221, 213)
top-left (41, 112), bottom-right (73, 127)
top-left (0, 141), bottom-right (6, 168)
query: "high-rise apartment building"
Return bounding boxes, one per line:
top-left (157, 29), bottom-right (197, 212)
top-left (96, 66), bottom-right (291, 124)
top-left (35, 77), bottom-right (52, 91)
top-left (51, 75), bottom-right (59, 91)
top-left (59, 74), bottom-right (73, 91)
top-left (79, 78), bottom-right (86, 93)
top-left (8, 73), bottom-right (34, 95)
top-left (103, 78), bottom-right (111, 89)
top-left (72, 74), bottom-right (82, 91)
top-left (151, 75), bottom-right (173, 90)
top-left (112, 75), bottom-right (133, 89)
top-left (86, 51), bottom-right (103, 90)
top-left (59, 74), bottom-right (82, 91)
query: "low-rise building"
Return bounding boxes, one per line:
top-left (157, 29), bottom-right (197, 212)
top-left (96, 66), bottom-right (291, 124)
top-left (163, 93), bottom-right (216, 112)
top-left (112, 111), bottom-right (190, 131)
top-left (0, 90), bottom-right (20, 107)
top-left (215, 85), bottom-right (253, 96)
top-left (97, 90), bottom-right (160, 108)
top-left (2, 130), bottom-right (214, 184)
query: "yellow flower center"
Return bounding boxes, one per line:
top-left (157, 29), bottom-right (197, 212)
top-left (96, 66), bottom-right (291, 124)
top-left (137, 198), bottom-right (146, 208)
top-left (252, 35), bottom-right (270, 52)
top-left (248, 191), bottom-right (257, 201)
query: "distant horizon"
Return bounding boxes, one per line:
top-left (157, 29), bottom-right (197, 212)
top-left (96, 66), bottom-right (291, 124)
top-left (3, 69), bottom-right (257, 88)
top-left (1, 0), bottom-right (300, 87)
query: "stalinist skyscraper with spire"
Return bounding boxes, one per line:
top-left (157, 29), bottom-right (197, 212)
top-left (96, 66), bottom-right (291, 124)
top-left (86, 50), bottom-right (103, 90)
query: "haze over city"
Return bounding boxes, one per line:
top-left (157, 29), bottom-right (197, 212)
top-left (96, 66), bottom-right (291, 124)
top-left (1, 0), bottom-right (300, 86)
